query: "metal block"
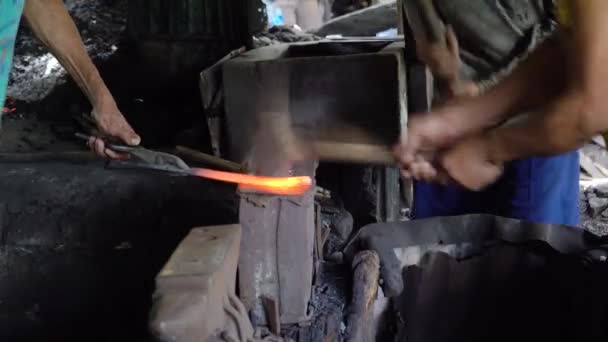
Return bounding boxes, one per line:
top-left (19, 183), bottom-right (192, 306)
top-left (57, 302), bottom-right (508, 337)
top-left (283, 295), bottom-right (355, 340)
top-left (150, 225), bottom-right (253, 342)
top-left (239, 163), bottom-right (317, 326)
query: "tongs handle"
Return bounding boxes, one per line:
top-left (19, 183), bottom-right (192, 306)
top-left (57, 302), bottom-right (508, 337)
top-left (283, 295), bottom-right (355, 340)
top-left (74, 133), bottom-right (135, 153)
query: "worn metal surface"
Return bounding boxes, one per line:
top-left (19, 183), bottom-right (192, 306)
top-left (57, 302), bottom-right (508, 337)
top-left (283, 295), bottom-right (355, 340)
top-left (222, 39), bottom-right (407, 168)
top-left (345, 215), bottom-right (608, 341)
top-left (150, 225), bottom-right (257, 342)
top-left (238, 162), bottom-right (317, 326)
top-left (199, 48), bottom-right (245, 157)
top-left (262, 296), bottom-right (281, 335)
top-left (373, 167), bottom-right (401, 223)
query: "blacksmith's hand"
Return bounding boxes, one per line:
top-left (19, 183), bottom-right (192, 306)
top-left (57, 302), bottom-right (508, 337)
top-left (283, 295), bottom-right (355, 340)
top-left (415, 26), bottom-right (479, 98)
top-left (440, 133), bottom-right (503, 191)
top-left (416, 26), bottom-right (460, 84)
top-left (394, 103), bottom-right (466, 177)
top-left (87, 97), bottom-right (140, 160)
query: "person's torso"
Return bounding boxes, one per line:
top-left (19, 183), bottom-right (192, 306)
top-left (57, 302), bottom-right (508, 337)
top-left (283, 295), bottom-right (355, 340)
top-left (0, 0), bottom-right (25, 125)
top-left (433, 0), bottom-right (553, 80)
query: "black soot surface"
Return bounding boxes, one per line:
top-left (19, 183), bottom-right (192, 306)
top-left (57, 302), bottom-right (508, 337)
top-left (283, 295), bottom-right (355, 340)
top-left (397, 242), bottom-right (608, 342)
top-left (0, 162), bottom-right (238, 341)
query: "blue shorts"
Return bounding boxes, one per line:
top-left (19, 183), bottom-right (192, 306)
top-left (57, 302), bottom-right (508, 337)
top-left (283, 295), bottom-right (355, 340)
top-left (412, 152), bottom-right (580, 226)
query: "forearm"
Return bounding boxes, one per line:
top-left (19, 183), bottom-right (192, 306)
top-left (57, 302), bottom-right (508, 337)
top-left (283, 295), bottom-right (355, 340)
top-left (23, 0), bottom-right (112, 107)
top-left (439, 37), bottom-right (568, 135)
top-left (481, 0), bottom-right (608, 163)
top-left (485, 92), bottom-right (595, 163)
top-left (569, 0), bottom-right (608, 112)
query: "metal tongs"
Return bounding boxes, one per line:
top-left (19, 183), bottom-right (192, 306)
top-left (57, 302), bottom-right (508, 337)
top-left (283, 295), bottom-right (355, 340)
top-left (75, 133), bottom-right (192, 175)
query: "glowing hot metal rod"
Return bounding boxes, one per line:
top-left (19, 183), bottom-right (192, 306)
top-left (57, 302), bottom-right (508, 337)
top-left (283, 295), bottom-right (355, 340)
top-left (191, 168), bottom-right (313, 196)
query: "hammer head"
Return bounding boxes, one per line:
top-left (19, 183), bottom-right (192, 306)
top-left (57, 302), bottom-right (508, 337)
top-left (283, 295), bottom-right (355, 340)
top-left (245, 111), bottom-right (309, 177)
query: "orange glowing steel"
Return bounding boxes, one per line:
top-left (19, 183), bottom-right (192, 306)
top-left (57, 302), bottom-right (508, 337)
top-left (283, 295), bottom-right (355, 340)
top-left (191, 168), bottom-right (313, 196)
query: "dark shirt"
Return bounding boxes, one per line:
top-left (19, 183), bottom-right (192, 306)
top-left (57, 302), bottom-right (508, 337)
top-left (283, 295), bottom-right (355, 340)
top-left (433, 0), bottom-right (553, 80)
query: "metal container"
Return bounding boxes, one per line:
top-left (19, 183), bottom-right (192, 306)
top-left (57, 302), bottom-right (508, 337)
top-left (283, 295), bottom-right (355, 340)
top-left (346, 215), bottom-right (608, 342)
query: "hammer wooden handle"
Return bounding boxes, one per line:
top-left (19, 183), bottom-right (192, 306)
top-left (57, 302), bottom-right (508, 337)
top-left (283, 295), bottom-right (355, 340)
top-left (312, 141), bottom-right (397, 165)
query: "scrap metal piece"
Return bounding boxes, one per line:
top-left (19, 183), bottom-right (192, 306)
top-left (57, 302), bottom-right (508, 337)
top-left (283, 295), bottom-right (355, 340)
top-left (345, 214), bottom-right (608, 297)
top-left (262, 296), bottom-right (281, 335)
top-left (314, 203), bottom-right (325, 285)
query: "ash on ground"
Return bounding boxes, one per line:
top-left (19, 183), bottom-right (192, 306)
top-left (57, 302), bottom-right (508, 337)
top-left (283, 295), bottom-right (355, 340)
top-left (280, 196), bottom-right (352, 342)
top-left (282, 262), bottom-right (348, 342)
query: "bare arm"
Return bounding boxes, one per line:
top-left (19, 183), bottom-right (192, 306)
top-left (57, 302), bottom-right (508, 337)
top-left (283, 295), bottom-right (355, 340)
top-left (23, 0), bottom-right (140, 155)
top-left (484, 92), bottom-right (585, 163)
top-left (435, 0), bottom-right (608, 190)
top-left (24, 0), bottom-right (110, 111)
top-left (481, 0), bottom-right (608, 164)
top-left (433, 36), bottom-right (568, 139)
top-left (397, 35), bottom-right (568, 174)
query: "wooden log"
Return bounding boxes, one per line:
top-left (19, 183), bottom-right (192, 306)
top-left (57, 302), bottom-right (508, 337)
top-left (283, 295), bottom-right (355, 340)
top-left (344, 250), bottom-right (381, 342)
